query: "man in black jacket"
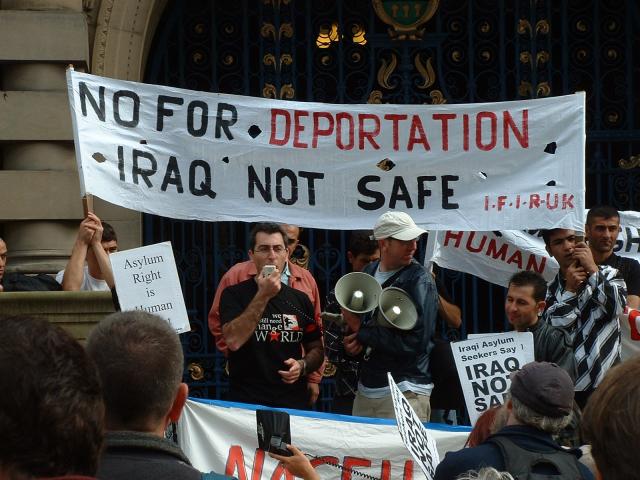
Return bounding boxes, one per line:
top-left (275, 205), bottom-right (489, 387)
top-left (343, 211), bottom-right (439, 421)
top-left (86, 311), bottom-right (233, 480)
top-left (505, 270), bottom-right (575, 380)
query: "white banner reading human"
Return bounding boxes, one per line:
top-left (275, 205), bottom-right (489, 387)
top-left (426, 210), bottom-right (640, 287)
top-left (66, 69), bottom-right (586, 231)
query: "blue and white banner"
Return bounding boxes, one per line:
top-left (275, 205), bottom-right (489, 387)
top-left (178, 399), bottom-right (470, 480)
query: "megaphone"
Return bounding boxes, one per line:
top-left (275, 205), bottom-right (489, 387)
top-left (334, 272), bottom-right (382, 313)
top-left (376, 287), bottom-right (417, 330)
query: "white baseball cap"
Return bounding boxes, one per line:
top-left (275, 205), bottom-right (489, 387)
top-left (372, 211), bottom-right (427, 241)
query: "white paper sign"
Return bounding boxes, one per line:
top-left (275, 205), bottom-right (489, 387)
top-left (66, 69), bottom-right (586, 231)
top-left (451, 331), bottom-right (534, 424)
top-left (426, 210), bottom-right (640, 288)
top-left (179, 399), bottom-right (470, 480)
top-left (110, 241), bottom-right (190, 333)
top-left (388, 373), bottom-right (439, 480)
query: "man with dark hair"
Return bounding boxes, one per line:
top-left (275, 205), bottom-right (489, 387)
top-left (57, 212), bottom-right (117, 291)
top-left (86, 311), bottom-right (233, 480)
top-left (582, 356), bottom-right (640, 480)
top-left (219, 223), bottom-right (324, 409)
top-left (343, 211), bottom-right (439, 421)
top-left (0, 315), bottom-right (104, 479)
top-left (586, 206), bottom-right (640, 360)
top-left (208, 223), bottom-right (324, 405)
top-left (542, 228), bottom-right (626, 409)
top-left (0, 237), bottom-right (62, 292)
top-left (323, 230), bottom-right (380, 414)
top-left (505, 270), bottom-right (575, 379)
top-left (434, 362), bottom-right (593, 480)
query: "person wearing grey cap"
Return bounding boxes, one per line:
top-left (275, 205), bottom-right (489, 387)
top-left (342, 211), bottom-right (439, 421)
top-left (434, 362), bottom-right (593, 480)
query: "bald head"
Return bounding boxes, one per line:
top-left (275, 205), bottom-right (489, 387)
top-left (281, 224), bottom-right (300, 258)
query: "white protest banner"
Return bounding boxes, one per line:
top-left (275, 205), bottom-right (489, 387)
top-left (451, 332), bottom-right (534, 424)
top-left (178, 399), bottom-right (470, 480)
top-left (110, 241), bottom-right (190, 333)
top-left (388, 373), bottom-right (439, 480)
top-left (426, 210), bottom-right (640, 287)
top-left (66, 69), bottom-right (585, 231)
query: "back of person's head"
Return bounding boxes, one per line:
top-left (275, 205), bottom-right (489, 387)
top-left (86, 311), bottom-right (184, 431)
top-left (348, 231), bottom-right (378, 256)
top-left (582, 357), bottom-right (640, 480)
top-left (248, 222), bottom-right (288, 250)
top-left (466, 405), bottom-right (508, 447)
top-left (508, 362), bottom-right (574, 434)
top-left (102, 221), bottom-right (117, 243)
top-left (456, 467), bottom-right (514, 480)
top-left (586, 205), bottom-right (619, 225)
top-left (0, 315), bottom-right (104, 479)
top-left (507, 270), bottom-right (547, 302)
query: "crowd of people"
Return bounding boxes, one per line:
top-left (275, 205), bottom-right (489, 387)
top-left (1, 206), bottom-right (640, 479)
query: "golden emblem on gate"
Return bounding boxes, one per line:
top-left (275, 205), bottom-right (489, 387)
top-left (373, 0), bottom-right (440, 40)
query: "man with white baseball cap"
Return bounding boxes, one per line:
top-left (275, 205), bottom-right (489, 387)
top-left (343, 211), bottom-right (439, 420)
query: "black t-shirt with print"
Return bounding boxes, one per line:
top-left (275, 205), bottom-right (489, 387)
top-left (220, 278), bottom-right (321, 409)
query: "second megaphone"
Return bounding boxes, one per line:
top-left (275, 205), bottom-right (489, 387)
top-left (376, 287), bottom-right (418, 330)
top-left (334, 272), bottom-right (382, 313)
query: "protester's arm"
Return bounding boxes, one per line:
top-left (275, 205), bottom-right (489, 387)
top-left (89, 218), bottom-right (115, 289)
top-left (269, 445), bottom-right (319, 480)
top-left (61, 216), bottom-right (96, 291)
top-left (438, 295), bottom-right (462, 328)
top-left (221, 271), bottom-right (280, 351)
top-left (208, 273), bottom-right (234, 355)
top-left (279, 338), bottom-right (323, 384)
top-left (305, 280), bottom-right (325, 386)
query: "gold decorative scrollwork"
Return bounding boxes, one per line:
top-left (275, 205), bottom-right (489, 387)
top-left (280, 84), bottom-right (295, 99)
top-left (187, 362), bottom-right (205, 381)
top-left (261, 23), bottom-right (276, 40)
top-left (520, 51), bottom-right (532, 66)
top-left (518, 19), bottom-right (532, 36)
top-left (377, 53), bottom-right (398, 90)
top-left (368, 90), bottom-right (384, 104)
top-left (619, 155), bottom-right (640, 170)
top-left (519, 81), bottom-right (533, 97)
top-left (323, 362), bottom-right (337, 377)
top-left (415, 54), bottom-right (436, 89)
top-left (429, 90), bottom-right (447, 104)
top-left (263, 83), bottom-right (277, 99)
top-left (262, 0), bottom-right (291, 7)
top-left (280, 54), bottom-right (293, 68)
top-left (280, 23), bottom-right (293, 39)
top-left (576, 20), bottom-right (587, 32)
top-left (535, 20), bottom-right (550, 35)
top-left (536, 51), bottom-right (550, 66)
top-left (263, 53), bottom-right (276, 67)
top-left (223, 55), bottom-right (234, 66)
top-left (536, 82), bottom-right (551, 97)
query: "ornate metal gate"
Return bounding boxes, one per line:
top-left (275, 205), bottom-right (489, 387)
top-left (145, 0), bottom-right (640, 409)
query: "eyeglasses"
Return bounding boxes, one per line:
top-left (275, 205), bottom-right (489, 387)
top-left (254, 244), bottom-right (287, 254)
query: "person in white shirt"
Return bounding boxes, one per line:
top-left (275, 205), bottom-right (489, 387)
top-left (56, 212), bottom-right (117, 291)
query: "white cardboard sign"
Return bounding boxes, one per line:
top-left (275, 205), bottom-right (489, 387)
top-left (388, 373), bottom-right (439, 480)
top-left (110, 241), bottom-right (190, 333)
top-left (451, 331), bottom-right (534, 424)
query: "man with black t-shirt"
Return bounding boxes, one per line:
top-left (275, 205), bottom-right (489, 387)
top-left (219, 223), bottom-right (324, 410)
top-left (586, 206), bottom-right (640, 360)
